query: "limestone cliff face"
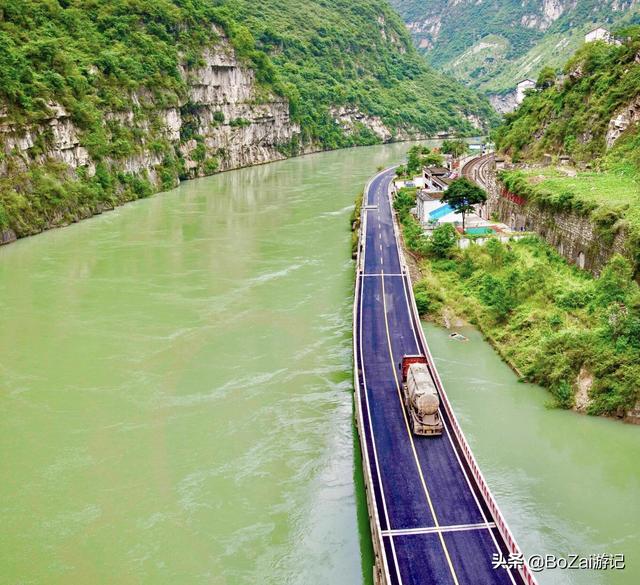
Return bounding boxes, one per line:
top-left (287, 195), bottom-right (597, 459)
top-left (0, 30), bottom-right (301, 243)
top-left (177, 43), bottom-right (300, 177)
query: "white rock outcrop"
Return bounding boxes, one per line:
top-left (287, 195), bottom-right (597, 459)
top-left (329, 106), bottom-right (393, 143)
top-left (605, 95), bottom-right (640, 148)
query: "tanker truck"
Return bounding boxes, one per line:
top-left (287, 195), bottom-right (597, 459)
top-left (400, 355), bottom-right (443, 436)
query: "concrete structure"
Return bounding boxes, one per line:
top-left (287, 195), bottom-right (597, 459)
top-left (353, 168), bottom-right (537, 585)
top-left (515, 79), bottom-right (536, 104)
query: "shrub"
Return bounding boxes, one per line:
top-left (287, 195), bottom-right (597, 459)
top-left (429, 224), bottom-right (457, 258)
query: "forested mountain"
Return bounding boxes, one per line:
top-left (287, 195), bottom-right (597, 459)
top-left (0, 0), bottom-right (496, 242)
top-left (233, 0), bottom-right (497, 145)
top-left (495, 28), bottom-right (640, 166)
top-left (390, 0), bottom-right (640, 98)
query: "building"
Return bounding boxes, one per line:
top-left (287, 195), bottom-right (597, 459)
top-left (423, 166), bottom-right (451, 191)
top-left (515, 79), bottom-right (536, 104)
top-left (416, 191), bottom-right (441, 224)
top-left (585, 27), bottom-right (612, 44)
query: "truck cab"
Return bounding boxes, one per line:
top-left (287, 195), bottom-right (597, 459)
top-left (400, 355), bottom-right (443, 436)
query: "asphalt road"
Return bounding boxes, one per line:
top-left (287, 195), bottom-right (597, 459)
top-left (355, 170), bottom-right (525, 585)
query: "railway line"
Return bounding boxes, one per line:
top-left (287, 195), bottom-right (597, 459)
top-left (461, 153), bottom-right (494, 188)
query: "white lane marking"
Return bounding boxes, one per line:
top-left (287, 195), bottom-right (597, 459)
top-left (380, 274), bottom-right (460, 585)
top-left (382, 522), bottom-right (496, 537)
top-left (364, 273), bottom-right (404, 277)
top-left (359, 250), bottom-right (403, 580)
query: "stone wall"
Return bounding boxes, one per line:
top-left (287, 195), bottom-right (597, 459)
top-left (482, 162), bottom-right (630, 275)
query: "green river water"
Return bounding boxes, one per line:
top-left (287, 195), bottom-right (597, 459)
top-left (1, 143), bottom-right (638, 585)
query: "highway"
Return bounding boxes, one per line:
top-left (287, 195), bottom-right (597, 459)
top-left (353, 169), bottom-right (535, 585)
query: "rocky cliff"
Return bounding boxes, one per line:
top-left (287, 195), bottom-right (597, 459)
top-left (0, 33), bottom-right (320, 243)
top-left (0, 30), bottom-right (302, 244)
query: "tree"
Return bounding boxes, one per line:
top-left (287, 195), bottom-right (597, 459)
top-left (406, 145), bottom-right (426, 175)
top-left (441, 139), bottom-right (468, 158)
top-left (441, 178), bottom-right (487, 233)
top-left (422, 151), bottom-right (444, 167)
top-left (536, 67), bottom-right (556, 89)
top-left (429, 223), bottom-right (457, 258)
top-left (406, 145), bottom-right (443, 175)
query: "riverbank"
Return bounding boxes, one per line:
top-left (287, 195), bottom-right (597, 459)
top-left (1, 136), bottom-right (465, 249)
top-left (391, 186), bottom-right (640, 423)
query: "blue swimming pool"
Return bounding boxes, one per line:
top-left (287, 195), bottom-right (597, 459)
top-left (429, 204), bottom-right (454, 220)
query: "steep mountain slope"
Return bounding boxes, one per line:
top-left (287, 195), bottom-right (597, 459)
top-left (495, 29), bottom-right (640, 166)
top-left (390, 0), bottom-right (640, 98)
top-left (0, 0), bottom-right (495, 243)
top-left (233, 0), bottom-right (497, 147)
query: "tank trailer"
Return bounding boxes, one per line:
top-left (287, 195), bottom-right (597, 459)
top-left (400, 355), bottom-right (443, 436)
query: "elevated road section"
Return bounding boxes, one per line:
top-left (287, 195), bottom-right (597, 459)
top-left (353, 168), bottom-right (536, 585)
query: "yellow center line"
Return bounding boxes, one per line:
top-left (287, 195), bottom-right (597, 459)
top-left (380, 273), bottom-right (461, 585)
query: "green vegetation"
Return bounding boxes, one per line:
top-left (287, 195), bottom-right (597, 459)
top-left (0, 0), bottom-right (498, 239)
top-left (514, 168), bottom-right (640, 209)
top-left (494, 31), bottom-right (640, 269)
top-left (0, 1), bottom-right (287, 124)
top-left (414, 236), bottom-right (640, 415)
top-left (402, 145), bottom-right (444, 176)
top-left (441, 177), bottom-right (487, 233)
top-left (234, 0), bottom-right (497, 149)
top-left (440, 139), bottom-right (468, 157)
top-left (391, 0), bottom-right (640, 93)
top-left (495, 31), bottom-right (640, 163)
top-left (394, 186), bottom-right (457, 259)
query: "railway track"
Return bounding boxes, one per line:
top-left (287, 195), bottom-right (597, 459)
top-left (461, 153), bottom-right (494, 188)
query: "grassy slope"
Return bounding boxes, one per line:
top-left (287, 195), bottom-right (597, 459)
top-left (519, 168), bottom-right (639, 209)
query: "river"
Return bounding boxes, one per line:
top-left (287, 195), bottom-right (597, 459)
top-left (0, 143), bottom-right (637, 585)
